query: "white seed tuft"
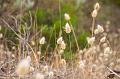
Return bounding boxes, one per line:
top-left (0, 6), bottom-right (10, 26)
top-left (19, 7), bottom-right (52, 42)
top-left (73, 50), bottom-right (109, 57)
top-left (60, 41), bottom-right (66, 50)
top-left (94, 29), bottom-right (99, 34)
top-left (31, 40), bottom-right (35, 46)
top-left (35, 73), bottom-right (44, 79)
top-left (97, 25), bottom-right (104, 33)
top-left (91, 9), bottom-right (98, 18)
top-left (94, 2), bottom-right (100, 11)
top-left (87, 37), bottom-right (95, 45)
top-left (37, 51), bottom-right (41, 55)
top-left (64, 13), bottom-right (70, 21)
top-left (16, 56), bottom-right (31, 76)
top-left (48, 71), bottom-right (54, 78)
top-left (100, 36), bottom-right (106, 43)
top-left (39, 37), bottom-right (45, 45)
top-left (65, 22), bottom-right (71, 33)
top-left (57, 37), bottom-right (63, 44)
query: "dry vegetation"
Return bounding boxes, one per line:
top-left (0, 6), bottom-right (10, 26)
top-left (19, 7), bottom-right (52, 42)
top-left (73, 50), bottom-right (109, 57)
top-left (0, 1), bottom-right (120, 79)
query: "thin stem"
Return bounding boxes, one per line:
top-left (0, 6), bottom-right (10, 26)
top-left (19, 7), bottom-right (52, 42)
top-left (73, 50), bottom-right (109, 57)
top-left (107, 67), bottom-right (120, 78)
top-left (2, 19), bottom-right (38, 65)
top-left (69, 34), bottom-right (71, 52)
top-left (92, 17), bottom-right (95, 36)
top-left (59, 0), bottom-right (62, 37)
top-left (69, 21), bottom-right (80, 51)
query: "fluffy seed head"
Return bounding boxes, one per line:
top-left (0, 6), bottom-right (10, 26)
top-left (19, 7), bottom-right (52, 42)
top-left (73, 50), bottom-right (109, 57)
top-left (91, 9), bottom-right (98, 18)
top-left (37, 51), bottom-right (41, 55)
top-left (35, 73), bottom-right (44, 79)
top-left (16, 56), bottom-right (31, 76)
top-left (94, 2), bottom-right (100, 11)
top-left (57, 37), bottom-right (63, 44)
top-left (59, 49), bottom-right (64, 54)
top-left (65, 22), bottom-right (71, 33)
top-left (97, 25), bottom-right (104, 33)
top-left (100, 36), bottom-right (106, 43)
top-left (39, 37), bottom-right (45, 44)
top-left (87, 37), bottom-right (95, 45)
top-left (79, 50), bottom-right (83, 54)
top-left (26, 0), bottom-right (34, 8)
top-left (64, 13), bottom-right (70, 21)
top-left (48, 71), bottom-right (54, 78)
top-left (60, 41), bottom-right (66, 50)
top-left (31, 40), bottom-right (35, 46)
top-left (12, 46), bottom-right (16, 50)
top-left (94, 29), bottom-right (99, 34)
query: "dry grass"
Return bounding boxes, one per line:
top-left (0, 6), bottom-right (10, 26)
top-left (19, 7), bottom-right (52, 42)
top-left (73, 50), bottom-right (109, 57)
top-left (0, 2), bottom-right (120, 79)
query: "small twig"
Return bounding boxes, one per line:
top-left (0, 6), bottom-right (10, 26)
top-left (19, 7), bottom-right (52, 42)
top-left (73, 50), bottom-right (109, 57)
top-left (107, 67), bottom-right (120, 78)
top-left (69, 21), bottom-right (80, 51)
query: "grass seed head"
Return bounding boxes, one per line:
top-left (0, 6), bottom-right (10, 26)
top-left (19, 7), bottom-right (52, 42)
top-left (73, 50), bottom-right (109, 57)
top-left (48, 71), bottom-right (54, 78)
top-left (59, 49), bottom-right (64, 54)
top-left (57, 37), bottom-right (63, 44)
top-left (37, 51), bottom-right (41, 55)
top-left (94, 2), bottom-right (100, 11)
top-left (64, 13), bottom-right (70, 21)
top-left (100, 36), bottom-right (106, 43)
top-left (35, 73), bottom-right (44, 79)
top-left (65, 22), bottom-right (71, 33)
top-left (60, 41), bottom-right (66, 50)
top-left (91, 9), bottom-right (98, 18)
top-left (94, 29), bottom-right (99, 34)
top-left (16, 56), bottom-right (31, 76)
top-left (39, 37), bottom-right (46, 45)
top-left (87, 37), bottom-right (95, 45)
top-left (97, 25), bottom-right (104, 33)
top-left (31, 40), bottom-right (35, 46)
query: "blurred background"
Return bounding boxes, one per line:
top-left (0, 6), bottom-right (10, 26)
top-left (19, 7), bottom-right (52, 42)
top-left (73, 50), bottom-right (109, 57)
top-left (0, 0), bottom-right (120, 29)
